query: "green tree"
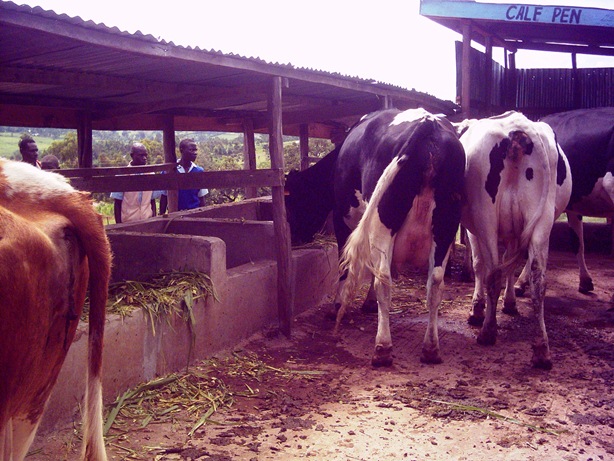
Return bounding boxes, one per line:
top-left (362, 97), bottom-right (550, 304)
top-left (45, 132), bottom-right (78, 168)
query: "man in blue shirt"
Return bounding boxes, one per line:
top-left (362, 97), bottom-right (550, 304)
top-left (160, 138), bottom-right (208, 213)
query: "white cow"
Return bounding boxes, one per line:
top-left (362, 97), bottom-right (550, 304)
top-left (460, 111), bottom-right (572, 369)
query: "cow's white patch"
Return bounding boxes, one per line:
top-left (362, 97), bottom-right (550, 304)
top-left (392, 187), bottom-right (436, 268)
top-left (390, 108), bottom-right (439, 127)
top-left (344, 189), bottom-right (367, 230)
top-left (0, 159), bottom-right (73, 198)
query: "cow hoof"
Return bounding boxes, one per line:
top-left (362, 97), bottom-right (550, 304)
top-left (502, 301), bottom-right (519, 316)
top-left (477, 329), bottom-right (497, 346)
top-left (361, 299), bottom-right (378, 314)
top-left (578, 277), bottom-right (594, 294)
top-left (532, 357), bottom-right (553, 370)
top-left (531, 343), bottom-right (552, 370)
top-left (420, 348), bottom-right (443, 365)
top-left (372, 344), bottom-right (393, 367)
top-left (468, 314), bottom-right (484, 326)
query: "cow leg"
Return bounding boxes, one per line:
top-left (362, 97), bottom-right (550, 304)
top-left (513, 260), bottom-right (531, 298)
top-left (420, 249), bottom-right (450, 364)
top-left (361, 276), bottom-right (378, 313)
top-left (460, 226), bottom-right (474, 283)
top-left (467, 232), bottom-right (486, 326)
top-left (372, 275), bottom-right (393, 367)
top-left (567, 212), bottom-right (594, 293)
top-left (503, 256), bottom-right (523, 316)
top-left (7, 417), bottom-right (39, 461)
top-left (476, 236), bottom-right (501, 346)
top-left (528, 243), bottom-right (552, 370)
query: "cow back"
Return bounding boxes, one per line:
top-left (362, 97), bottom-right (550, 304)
top-left (462, 111), bottom-right (566, 259)
top-left (541, 107), bottom-right (614, 206)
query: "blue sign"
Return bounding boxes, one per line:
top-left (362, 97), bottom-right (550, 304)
top-left (419, 0), bottom-right (614, 28)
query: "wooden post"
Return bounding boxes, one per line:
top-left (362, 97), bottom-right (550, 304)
top-left (269, 76), bottom-right (294, 337)
top-left (243, 118), bottom-right (258, 199)
top-left (162, 115), bottom-right (178, 212)
top-left (485, 36), bottom-right (493, 116)
top-left (77, 112), bottom-right (92, 168)
top-left (572, 53), bottom-right (581, 110)
top-left (508, 51), bottom-right (517, 109)
top-left (461, 23), bottom-right (472, 119)
top-left (299, 124), bottom-right (310, 171)
top-left (380, 95), bottom-right (393, 110)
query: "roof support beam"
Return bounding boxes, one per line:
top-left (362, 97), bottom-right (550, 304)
top-left (268, 76), bottom-right (293, 338)
top-left (243, 118), bottom-right (258, 199)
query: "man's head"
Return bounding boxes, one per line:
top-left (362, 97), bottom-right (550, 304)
top-left (179, 138), bottom-right (198, 164)
top-left (40, 154), bottom-right (60, 170)
top-left (130, 143), bottom-right (149, 166)
top-left (18, 135), bottom-right (39, 166)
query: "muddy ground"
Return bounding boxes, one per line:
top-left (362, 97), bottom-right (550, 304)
top-left (30, 248), bottom-right (613, 461)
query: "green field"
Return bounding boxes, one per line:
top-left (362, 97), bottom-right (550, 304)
top-left (0, 133), bottom-right (57, 159)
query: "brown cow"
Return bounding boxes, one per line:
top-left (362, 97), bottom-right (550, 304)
top-left (0, 159), bottom-right (111, 461)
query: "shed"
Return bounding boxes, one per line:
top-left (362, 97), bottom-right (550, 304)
top-left (420, 0), bottom-right (614, 118)
top-left (0, 0), bottom-right (459, 336)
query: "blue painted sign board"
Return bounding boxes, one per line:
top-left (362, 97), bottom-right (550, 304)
top-left (419, 0), bottom-right (614, 28)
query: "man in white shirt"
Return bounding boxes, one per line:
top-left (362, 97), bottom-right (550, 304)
top-left (110, 143), bottom-right (160, 223)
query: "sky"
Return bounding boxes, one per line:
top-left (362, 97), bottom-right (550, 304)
top-left (11, 0), bottom-right (614, 102)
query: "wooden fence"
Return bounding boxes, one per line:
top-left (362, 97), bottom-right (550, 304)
top-left (456, 42), bottom-right (614, 120)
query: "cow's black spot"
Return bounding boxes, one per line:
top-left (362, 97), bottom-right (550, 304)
top-left (556, 150), bottom-right (567, 186)
top-left (485, 139), bottom-right (508, 203)
top-left (526, 168), bottom-right (534, 181)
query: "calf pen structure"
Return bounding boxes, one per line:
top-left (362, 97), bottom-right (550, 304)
top-left (38, 198), bottom-right (338, 434)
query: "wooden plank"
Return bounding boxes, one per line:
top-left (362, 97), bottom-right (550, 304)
top-left (462, 23), bottom-right (472, 118)
top-left (68, 169), bottom-right (284, 193)
top-left (269, 76), bottom-right (293, 338)
top-left (58, 164), bottom-right (176, 178)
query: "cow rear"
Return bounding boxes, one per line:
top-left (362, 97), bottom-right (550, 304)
top-left (461, 111), bottom-right (571, 369)
top-left (334, 109), bottom-right (465, 366)
top-left (0, 160), bottom-right (111, 461)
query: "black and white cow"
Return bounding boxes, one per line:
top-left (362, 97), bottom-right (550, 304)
top-left (460, 111), bottom-right (572, 369)
top-left (332, 108), bottom-right (466, 366)
top-left (540, 107), bottom-right (614, 294)
top-left (285, 146), bottom-right (339, 246)
top-left (285, 141), bottom-right (382, 313)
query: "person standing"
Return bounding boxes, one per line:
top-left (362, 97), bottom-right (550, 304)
top-left (160, 138), bottom-right (208, 214)
top-left (18, 135), bottom-right (42, 168)
top-left (110, 142), bottom-right (160, 224)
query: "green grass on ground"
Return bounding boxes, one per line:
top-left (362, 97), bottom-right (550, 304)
top-left (0, 133), bottom-right (56, 159)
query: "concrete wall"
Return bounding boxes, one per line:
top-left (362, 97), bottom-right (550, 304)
top-left (38, 200), bottom-right (338, 434)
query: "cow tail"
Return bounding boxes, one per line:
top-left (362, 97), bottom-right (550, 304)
top-left (495, 126), bottom-right (554, 278)
top-left (336, 157), bottom-right (404, 330)
top-left (58, 192), bottom-right (111, 461)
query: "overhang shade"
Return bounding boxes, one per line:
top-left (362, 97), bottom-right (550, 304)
top-left (420, 0), bottom-right (614, 56)
top-left (0, 1), bottom-right (459, 138)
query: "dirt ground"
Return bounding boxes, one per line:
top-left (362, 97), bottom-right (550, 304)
top-left (30, 248), bottom-right (613, 461)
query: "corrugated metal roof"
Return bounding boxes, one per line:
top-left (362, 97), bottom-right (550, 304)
top-left (0, 1), bottom-right (459, 136)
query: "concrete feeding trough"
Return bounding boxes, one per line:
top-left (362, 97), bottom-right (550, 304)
top-left (39, 197), bottom-right (338, 433)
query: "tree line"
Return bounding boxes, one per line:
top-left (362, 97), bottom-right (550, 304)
top-left (11, 129), bottom-right (334, 205)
